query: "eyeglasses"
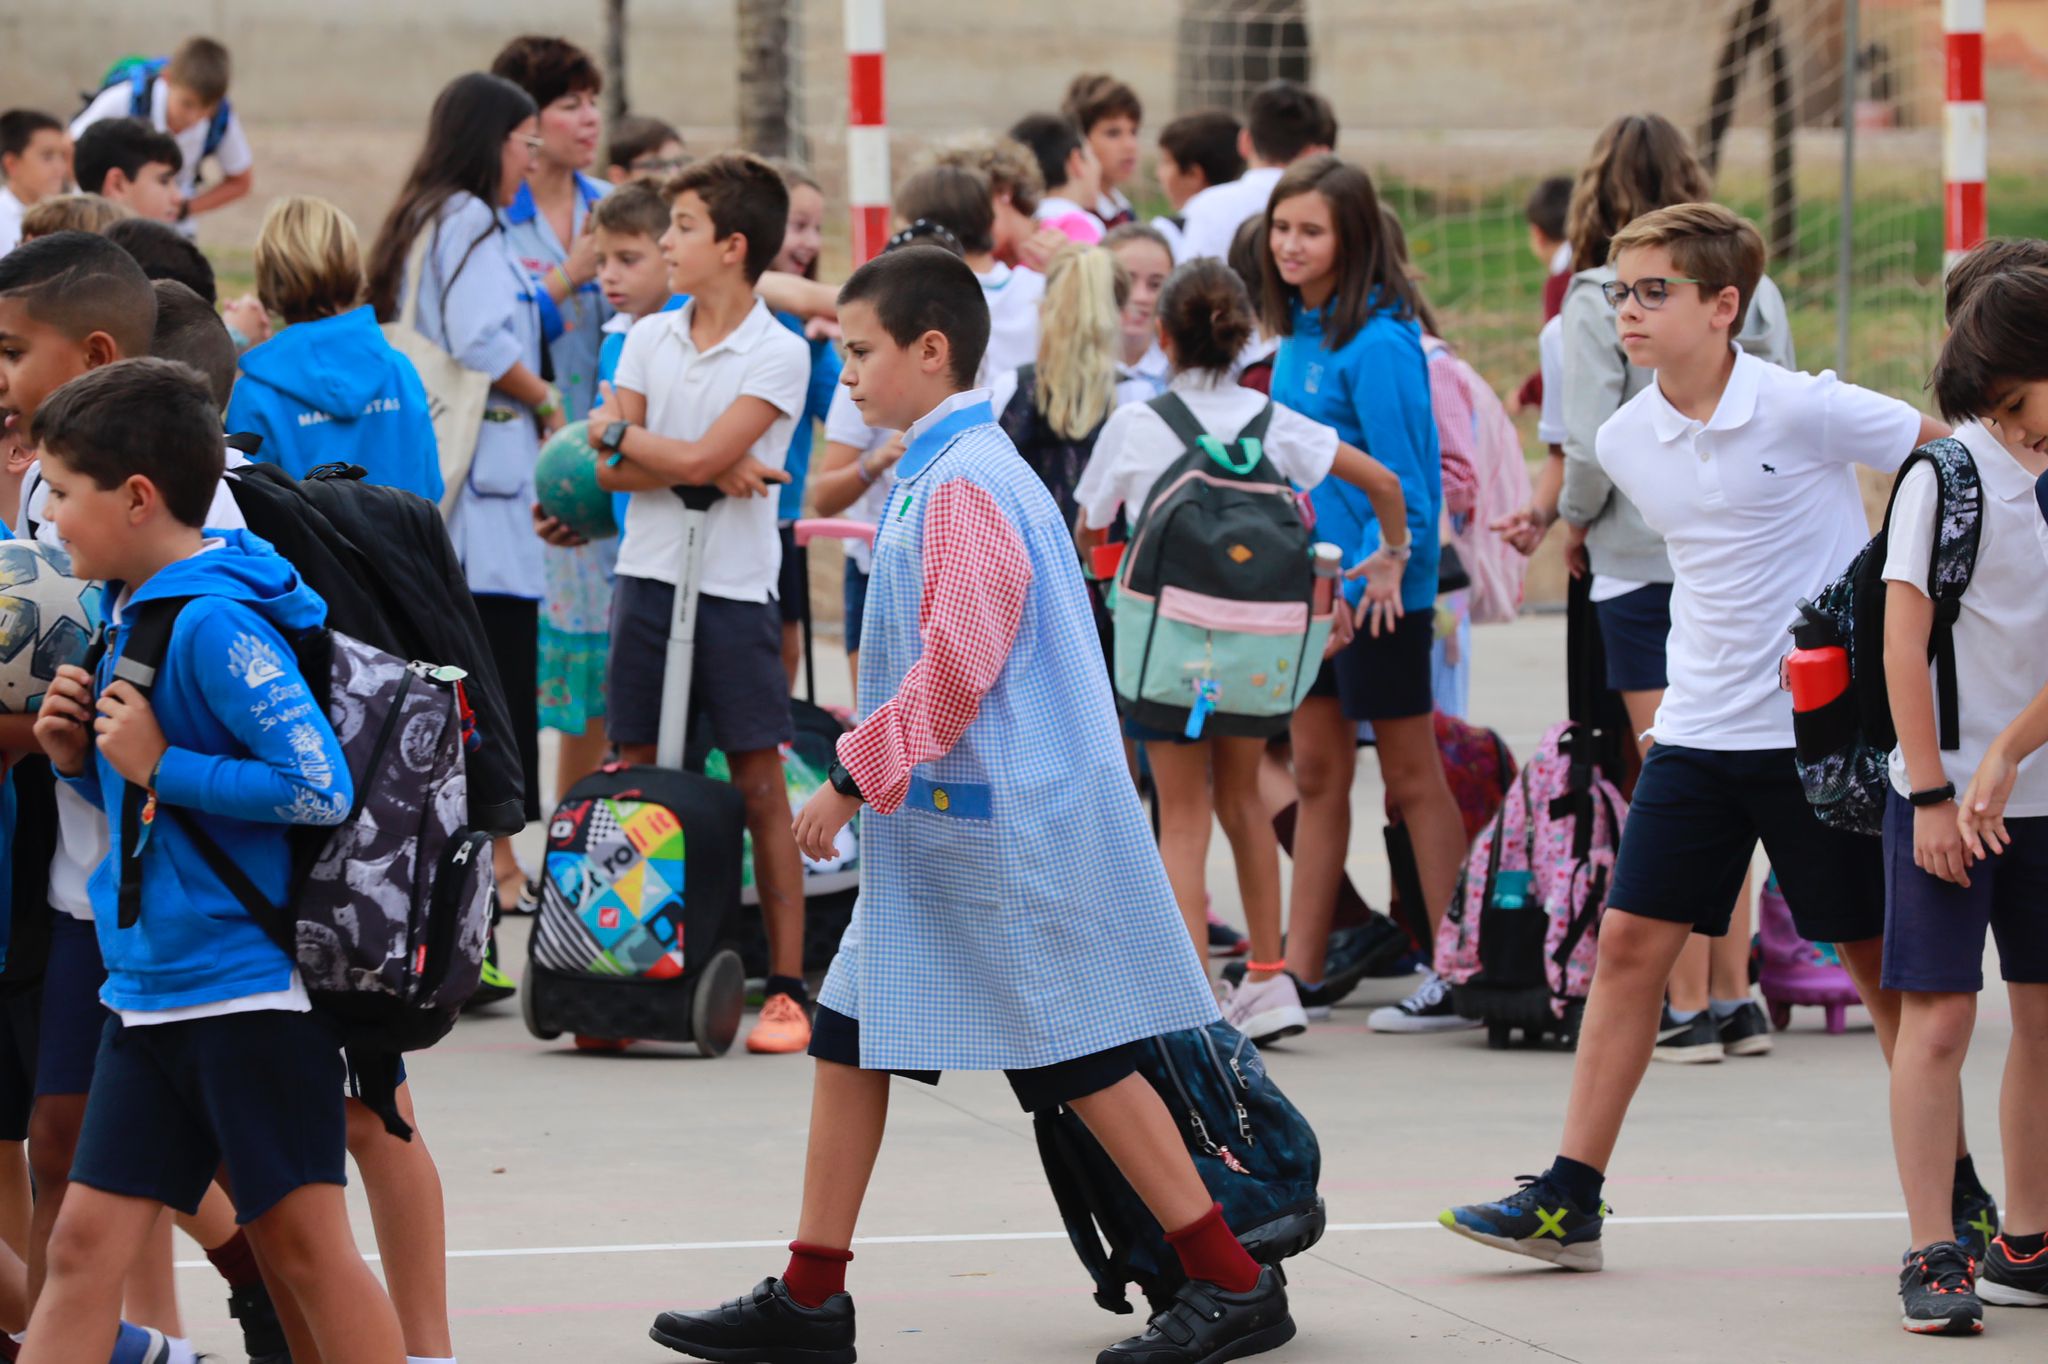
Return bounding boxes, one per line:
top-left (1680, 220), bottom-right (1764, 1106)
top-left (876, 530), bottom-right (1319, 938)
top-left (630, 155), bottom-right (687, 175)
top-left (1600, 276), bottom-right (1706, 310)
top-left (517, 134), bottom-right (546, 154)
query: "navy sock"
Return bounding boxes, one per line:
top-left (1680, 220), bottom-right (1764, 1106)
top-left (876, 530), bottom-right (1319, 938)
top-left (1546, 1156), bottom-right (1604, 1210)
top-left (765, 975), bottom-right (810, 1008)
top-left (1955, 1155), bottom-right (1989, 1201)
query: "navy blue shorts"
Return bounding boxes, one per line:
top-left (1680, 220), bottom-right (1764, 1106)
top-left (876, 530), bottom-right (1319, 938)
top-left (842, 561), bottom-right (871, 654)
top-left (36, 915), bottom-right (108, 1099)
top-left (1882, 790), bottom-right (2048, 992)
top-left (1609, 744), bottom-right (1885, 944)
top-left (0, 980), bottom-right (42, 1140)
top-left (1592, 583), bottom-right (1672, 693)
top-left (71, 1010), bottom-right (348, 1224)
top-left (606, 577), bottom-right (795, 756)
top-left (807, 1005), bottom-right (1140, 1113)
top-left (1306, 610), bottom-right (1435, 721)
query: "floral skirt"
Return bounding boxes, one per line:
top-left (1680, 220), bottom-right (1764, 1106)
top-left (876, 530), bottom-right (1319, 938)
top-left (538, 537), bottom-right (618, 734)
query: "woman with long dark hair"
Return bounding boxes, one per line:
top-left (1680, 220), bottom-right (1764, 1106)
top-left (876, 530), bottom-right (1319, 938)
top-left (368, 71), bottom-right (557, 915)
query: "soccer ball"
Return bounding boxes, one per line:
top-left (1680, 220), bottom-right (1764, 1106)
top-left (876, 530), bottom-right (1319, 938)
top-left (0, 540), bottom-right (105, 715)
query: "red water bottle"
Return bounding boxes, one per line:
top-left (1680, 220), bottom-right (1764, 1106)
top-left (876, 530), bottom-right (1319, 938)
top-left (1785, 613), bottom-right (1849, 714)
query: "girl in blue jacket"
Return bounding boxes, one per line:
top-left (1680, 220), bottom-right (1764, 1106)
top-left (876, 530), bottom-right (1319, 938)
top-left (1261, 156), bottom-right (1471, 1033)
top-left (228, 196), bottom-right (442, 502)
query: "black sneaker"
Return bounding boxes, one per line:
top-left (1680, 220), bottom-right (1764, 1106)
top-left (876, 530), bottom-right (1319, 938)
top-left (1715, 1001), bottom-right (1774, 1057)
top-left (1899, 1242), bottom-right (1983, 1335)
top-left (465, 918), bottom-right (516, 1011)
top-left (1367, 970), bottom-right (1479, 1033)
top-left (1095, 1265), bottom-right (1294, 1364)
top-left (1651, 1008), bottom-right (1722, 1064)
top-left (1439, 1174), bottom-right (1606, 1271)
top-left (1321, 915), bottom-right (1413, 1001)
top-left (650, 1277), bottom-right (856, 1363)
top-left (1979, 1234), bottom-right (2048, 1308)
top-left (228, 1280), bottom-right (292, 1362)
top-left (1954, 1184), bottom-right (2001, 1261)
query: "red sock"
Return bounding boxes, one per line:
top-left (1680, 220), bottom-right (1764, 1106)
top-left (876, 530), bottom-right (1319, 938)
top-left (206, 1228), bottom-right (263, 1290)
top-left (782, 1241), bottom-right (854, 1308)
top-left (1165, 1204), bottom-right (1260, 1293)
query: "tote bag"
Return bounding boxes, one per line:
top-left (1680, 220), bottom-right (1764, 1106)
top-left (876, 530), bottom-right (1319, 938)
top-left (381, 226), bottom-right (490, 517)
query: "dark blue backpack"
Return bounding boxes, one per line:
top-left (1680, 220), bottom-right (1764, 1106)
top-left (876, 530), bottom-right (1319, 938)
top-left (83, 55), bottom-right (233, 161)
top-left (1034, 1020), bottom-right (1325, 1315)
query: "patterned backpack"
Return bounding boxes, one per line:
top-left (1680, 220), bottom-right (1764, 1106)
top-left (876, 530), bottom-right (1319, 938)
top-left (1790, 437), bottom-right (1981, 835)
top-left (1424, 338), bottom-right (1533, 624)
top-left (1435, 720), bottom-right (1626, 1045)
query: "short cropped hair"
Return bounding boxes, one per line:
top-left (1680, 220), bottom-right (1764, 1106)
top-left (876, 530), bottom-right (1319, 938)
top-left (490, 34), bottom-right (602, 109)
top-left (1245, 81), bottom-right (1336, 164)
top-left (1605, 201), bottom-right (1767, 334)
top-left (1934, 260), bottom-right (2048, 422)
top-left (73, 119), bottom-right (181, 198)
top-left (1063, 73), bottom-right (1143, 134)
top-left (1007, 114), bottom-right (1086, 198)
top-left (1158, 109), bottom-right (1245, 189)
top-left (1942, 237), bottom-right (2048, 325)
top-left (105, 218), bottom-right (216, 304)
top-left (149, 280), bottom-right (237, 409)
top-left (19, 194), bottom-right (127, 241)
top-left (1525, 175), bottom-right (1574, 243)
top-left (894, 165), bottom-right (995, 256)
top-left (30, 357), bottom-right (224, 528)
top-left (0, 230), bottom-right (157, 357)
top-left (165, 37), bottom-right (232, 107)
top-left (590, 179), bottom-right (669, 241)
top-left (663, 152), bottom-right (788, 282)
top-left (254, 195), bottom-right (363, 323)
top-left (607, 114), bottom-right (682, 173)
top-left (0, 109), bottom-right (62, 161)
top-left (928, 137), bottom-right (1043, 217)
top-left (837, 244), bottom-right (989, 388)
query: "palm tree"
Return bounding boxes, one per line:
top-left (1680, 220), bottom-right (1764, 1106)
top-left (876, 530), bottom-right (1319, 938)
top-left (737, 0), bottom-right (801, 159)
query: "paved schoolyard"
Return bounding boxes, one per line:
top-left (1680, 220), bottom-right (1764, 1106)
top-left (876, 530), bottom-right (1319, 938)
top-left (170, 615), bottom-right (2041, 1361)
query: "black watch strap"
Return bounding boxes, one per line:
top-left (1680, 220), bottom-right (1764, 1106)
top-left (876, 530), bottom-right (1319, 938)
top-left (828, 760), bottom-right (864, 803)
top-left (602, 420), bottom-right (631, 453)
top-left (1908, 782), bottom-right (1957, 808)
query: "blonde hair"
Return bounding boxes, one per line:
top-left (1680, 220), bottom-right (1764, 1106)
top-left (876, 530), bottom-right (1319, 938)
top-left (255, 195), bottom-right (365, 324)
top-left (1033, 245), bottom-right (1128, 441)
top-left (19, 193), bottom-right (128, 241)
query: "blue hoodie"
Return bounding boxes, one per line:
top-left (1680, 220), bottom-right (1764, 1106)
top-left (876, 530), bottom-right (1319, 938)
top-left (68, 532), bottom-right (351, 1013)
top-left (226, 306), bottom-right (444, 503)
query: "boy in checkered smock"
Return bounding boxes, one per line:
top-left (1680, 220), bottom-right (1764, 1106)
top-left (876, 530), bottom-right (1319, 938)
top-left (646, 246), bottom-right (1300, 1364)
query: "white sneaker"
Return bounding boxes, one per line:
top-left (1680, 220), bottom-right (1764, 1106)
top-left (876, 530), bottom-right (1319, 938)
top-left (1367, 971), bottom-right (1482, 1034)
top-left (1221, 973), bottom-right (1309, 1046)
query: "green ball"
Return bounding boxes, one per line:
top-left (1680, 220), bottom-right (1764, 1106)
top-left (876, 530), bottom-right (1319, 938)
top-left (534, 420), bottom-right (619, 541)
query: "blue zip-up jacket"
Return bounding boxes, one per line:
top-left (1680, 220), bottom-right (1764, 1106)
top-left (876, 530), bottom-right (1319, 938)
top-left (226, 305), bottom-right (443, 503)
top-left (774, 312), bottom-right (842, 522)
top-left (1271, 298), bottom-right (1443, 610)
top-left (68, 533), bottom-right (351, 1012)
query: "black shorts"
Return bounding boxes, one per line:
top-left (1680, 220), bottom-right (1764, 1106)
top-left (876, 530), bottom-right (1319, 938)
top-left (474, 593), bottom-right (541, 823)
top-left (808, 1005), bottom-right (1141, 1113)
top-left (1883, 791), bottom-right (2048, 993)
top-left (36, 914), bottom-right (108, 1099)
top-left (1608, 743), bottom-right (1884, 944)
top-left (776, 524), bottom-right (808, 626)
top-left (70, 1011), bottom-right (348, 1225)
top-left (606, 577), bottom-right (795, 757)
top-left (0, 979), bottom-right (42, 1141)
top-left (1592, 583), bottom-right (1672, 694)
top-left (1305, 609), bottom-right (1435, 721)
top-left (842, 561), bottom-right (871, 655)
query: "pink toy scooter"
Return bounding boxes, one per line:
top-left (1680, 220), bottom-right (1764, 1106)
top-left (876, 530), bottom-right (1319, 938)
top-left (1755, 871), bottom-right (1860, 1034)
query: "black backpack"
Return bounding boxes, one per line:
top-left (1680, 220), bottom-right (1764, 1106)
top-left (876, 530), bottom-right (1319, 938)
top-left (997, 363), bottom-right (1113, 530)
top-left (1791, 437), bottom-right (1982, 836)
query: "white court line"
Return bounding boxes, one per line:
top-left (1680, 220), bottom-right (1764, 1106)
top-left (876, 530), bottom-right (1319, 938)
top-left (172, 1209), bottom-right (1905, 1269)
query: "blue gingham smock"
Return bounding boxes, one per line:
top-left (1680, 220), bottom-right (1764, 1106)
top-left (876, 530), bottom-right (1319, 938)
top-left (819, 394), bottom-right (1218, 1072)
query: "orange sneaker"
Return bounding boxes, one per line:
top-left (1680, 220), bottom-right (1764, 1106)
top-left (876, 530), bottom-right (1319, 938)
top-left (746, 993), bottom-right (813, 1055)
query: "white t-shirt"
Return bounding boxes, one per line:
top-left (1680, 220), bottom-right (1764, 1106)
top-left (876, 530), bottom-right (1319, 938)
top-left (613, 299), bottom-right (810, 601)
top-left (1175, 166), bottom-right (1284, 264)
top-left (72, 77), bottom-right (255, 208)
top-left (1884, 421), bottom-right (2048, 813)
top-left (1595, 349), bottom-right (1921, 750)
top-left (1536, 314), bottom-right (1568, 448)
top-left (1075, 370), bottom-right (1338, 531)
top-left (0, 187), bottom-right (24, 257)
top-left (978, 262), bottom-right (1046, 382)
top-left (822, 383), bottom-right (896, 574)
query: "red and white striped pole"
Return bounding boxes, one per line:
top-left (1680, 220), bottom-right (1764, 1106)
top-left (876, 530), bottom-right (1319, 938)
top-left (1944, 0), bottom-right (1987, 270)
top-left (845, 0), bottom-right (890, 264)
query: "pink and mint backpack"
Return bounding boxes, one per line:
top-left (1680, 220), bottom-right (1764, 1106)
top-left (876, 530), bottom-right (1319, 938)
top-left (1435, 720), bottom-right (1626, 1048)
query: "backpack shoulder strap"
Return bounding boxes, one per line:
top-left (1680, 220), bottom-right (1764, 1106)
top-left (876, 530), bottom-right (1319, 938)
top-left (1879, 439), bottom-right (1982, 751)
top-left (164, 806), bottom-right (295, 957)
top-left (1145, 392), bottom-right (1275, 476)
top-left (1032, 1110), bottom-right (1135, 1315)
top-left (1145, 391), bottom-right (1209, 454)
top-left (126, 63), bottom-right (158, 118)
top-left (103, 596), bottom-right (194, 929)
top-left (203, 99), bottom-right (232, 160)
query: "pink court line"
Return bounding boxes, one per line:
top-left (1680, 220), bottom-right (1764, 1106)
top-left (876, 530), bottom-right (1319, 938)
top-left (171, 1209), bottom-right (1906, 1271)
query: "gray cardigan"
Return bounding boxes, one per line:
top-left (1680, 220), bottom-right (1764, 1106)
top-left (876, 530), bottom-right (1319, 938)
top-left (1555, 268), bottom-right (1796, 583)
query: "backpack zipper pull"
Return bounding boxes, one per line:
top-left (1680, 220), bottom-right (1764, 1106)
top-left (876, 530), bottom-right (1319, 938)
top-left (1184, 677), bottom-right (1218, 740)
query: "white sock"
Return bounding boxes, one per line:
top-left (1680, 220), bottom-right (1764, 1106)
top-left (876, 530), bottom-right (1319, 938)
top-left (165, 1339), bottom-right (199, 1364)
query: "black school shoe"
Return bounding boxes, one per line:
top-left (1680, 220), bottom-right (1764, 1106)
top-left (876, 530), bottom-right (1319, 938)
top-left (1979, 1234), bottom-right (2048, 1308)
top-left (1096, 1266), bottom-right (1295, 1364)
top-left (1714, 1001), bottom-right (1774, 1057)
top-left (1899, 1242), bottom-right (1983, 1336)
top-left (228, 1279), bottom-right (293, 1362)
top-left (650, 1277), bottom-right (857, 1363)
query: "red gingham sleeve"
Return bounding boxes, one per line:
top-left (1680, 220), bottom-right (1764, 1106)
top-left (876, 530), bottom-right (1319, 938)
top-left (835, 478), bottom-right (1034, 814)
top-left (1429, 354), bottom-right (1480, 518)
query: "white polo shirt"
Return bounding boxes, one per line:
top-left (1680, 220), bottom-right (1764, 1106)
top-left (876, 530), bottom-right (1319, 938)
top-left (1884, 421), bottom-right (2048, 813)
top-left (978, 261), bottom-right (1046, 381)
top-left (1175, 166), bottom-right (1283, 263)
top-left (72, 77), bottom-right (254, 210)
top-left (1595, 349), bottom-right (1921, 750)
top-left (613, 298), bottom-right (810, 602)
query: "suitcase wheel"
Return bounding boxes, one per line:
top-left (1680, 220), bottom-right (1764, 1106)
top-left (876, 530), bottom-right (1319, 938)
top-left (522, 974), bottom-right (561, 1040)
top-left (1486, 1021), bottom-right (1513, 1050)
top-left (691, 949), bottom-right (746, 1058)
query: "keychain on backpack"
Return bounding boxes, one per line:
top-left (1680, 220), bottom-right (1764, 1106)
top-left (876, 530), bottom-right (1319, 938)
top-left (1184, 678), bottom-right (1219, 739)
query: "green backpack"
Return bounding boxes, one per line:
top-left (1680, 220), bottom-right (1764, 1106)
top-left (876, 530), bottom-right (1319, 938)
top-left (1112, 393), bottom-right (1332, 739)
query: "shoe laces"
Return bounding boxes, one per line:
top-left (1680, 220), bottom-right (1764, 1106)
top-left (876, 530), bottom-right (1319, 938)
top-left (1909, 1243), bottom-right (1976, 1294)
top-left (760, 993), bottom-right (808, 1026)
top-left (1403, 971), bottom-right (1450, 1011)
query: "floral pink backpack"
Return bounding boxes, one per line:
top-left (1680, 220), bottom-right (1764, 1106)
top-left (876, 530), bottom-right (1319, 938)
top-left (1423, 337), bottom-right (1533, 624)
top-left (1434, 720), bottom-right (1626, 1048)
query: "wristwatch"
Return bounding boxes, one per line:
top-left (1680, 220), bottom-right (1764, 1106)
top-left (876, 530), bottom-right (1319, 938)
top-left (828, 761), bottom-right (865, 804)
top-left (600, 420), bottom-right (632, 454)
top-left (1908, 782), bottom-right (1957, 808)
